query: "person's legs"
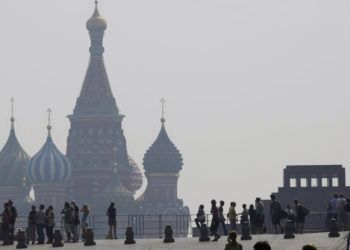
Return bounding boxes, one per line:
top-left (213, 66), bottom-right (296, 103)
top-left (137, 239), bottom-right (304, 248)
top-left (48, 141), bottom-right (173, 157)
top-left (37, 224), bottom-right (44, 244)
top-left (113, 223), bottom-right (117, 239)
top-left (300, 223), bottom-right (304, 234)
top-left (64, 223), bottom-right (71, 242)
top-left (220, 219), bottom-right (228, 235)
top-left (278, 222), bottom-right (284, 233)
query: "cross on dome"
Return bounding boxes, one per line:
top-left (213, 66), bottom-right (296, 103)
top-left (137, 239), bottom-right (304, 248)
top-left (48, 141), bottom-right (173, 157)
top-left (160, 97), bottom-right (166, 125)
top-left (10, 97), bottom-right (15, 128)
top-left (47, 108), bottom-right (52, 135)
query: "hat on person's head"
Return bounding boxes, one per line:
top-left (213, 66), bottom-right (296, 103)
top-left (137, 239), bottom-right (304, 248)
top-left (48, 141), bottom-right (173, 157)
top-left (228, 231), bottom-right (237, 240)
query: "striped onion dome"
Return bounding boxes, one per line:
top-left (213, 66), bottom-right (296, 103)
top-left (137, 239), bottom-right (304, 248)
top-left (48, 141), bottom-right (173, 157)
top-left (0, 119), bottom-right (31, 187)
top-left (143, 119), bottom-right (183, 175)
top-left (122, 156), bottom-right (143, 193)
top-left (27, 126), bottom-right (71, 184)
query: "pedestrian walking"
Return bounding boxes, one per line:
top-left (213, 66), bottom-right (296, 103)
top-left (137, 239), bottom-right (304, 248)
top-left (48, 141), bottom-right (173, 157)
top-left (36, 204), bottom-right (46, 244)
top-left (294, 200), bottom-right (309, 234)
top-left (26, 205), bottom-right (37, 245)
top-left (8, 200), bottom-right (17, 245)
top-left (81, 204), bottom-right (90, 241)
top-left (219, 201), bottom-right (228, 235)
top-left (210, 199), bottom-right (220, 241)
top-left (70, 201), bottom-right (80, 242)
top-left (255, 198), bottom-right (266, 234)
top-left (249, 204), bottom-right (257, 234)
top-left (106, 202), bottom-right (118, 239)
top-left (61, 202), bottom-right (73, 242)
top-left (269, 195), bottom-right (283, 234)
top-left (227, 202), bottom-right (237, 231)
top-left (194, 204), bottom-right (205, 228)
top-left (45, 206), bottom-right (55, 244)
top-left (1, 202), bottom-right (12, 245)
top-left (336, 193), bottom-right (346, 230)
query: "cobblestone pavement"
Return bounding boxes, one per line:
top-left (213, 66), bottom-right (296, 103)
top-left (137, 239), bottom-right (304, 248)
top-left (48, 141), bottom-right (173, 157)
top-left (4, 232), bottom-right (348, 250)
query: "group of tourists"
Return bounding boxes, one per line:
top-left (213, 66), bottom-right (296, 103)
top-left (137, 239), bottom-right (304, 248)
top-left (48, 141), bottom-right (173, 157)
top-left (0, 200), bottom-right (90, 246)
top-left (195, 195), bottom-right (310, 242)
top-left (327, 193), bottom-right (350, 230)
top-left (269, 195), bottom-right (309, 235)
top-left (0, 200), bottom-right (122, 246)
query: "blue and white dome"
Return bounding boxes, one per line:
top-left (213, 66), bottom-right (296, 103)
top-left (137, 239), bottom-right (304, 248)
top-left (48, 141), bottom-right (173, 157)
top-left (27, 126), bottom-right (71, 184)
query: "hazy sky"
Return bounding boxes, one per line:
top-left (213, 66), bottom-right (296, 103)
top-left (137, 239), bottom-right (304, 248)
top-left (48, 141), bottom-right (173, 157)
top-left (1, 0), bottom-right (350, 213)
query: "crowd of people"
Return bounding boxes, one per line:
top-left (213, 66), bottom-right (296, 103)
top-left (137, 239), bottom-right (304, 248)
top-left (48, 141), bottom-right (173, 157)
top-left (0, 200), bottom-right (119, 246)
top-left (0, 195), bottom-right (347, 248)
top-left (194, 195), bottom-right (311, 242)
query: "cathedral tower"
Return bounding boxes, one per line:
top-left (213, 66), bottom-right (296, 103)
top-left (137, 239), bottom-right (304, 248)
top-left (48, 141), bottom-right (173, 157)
top-left (66, 2), bottom-right (141, 208)
top-left (139, 100), bottom-right (189, 215)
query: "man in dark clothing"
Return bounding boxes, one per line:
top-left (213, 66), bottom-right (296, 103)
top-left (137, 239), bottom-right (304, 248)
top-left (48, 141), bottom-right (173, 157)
top-left (1, 202), bottom-right (12, 245)
top-left (294, 200), bottom-right (309, 234)
top-left (36, 204), bottom-right (45, 244)
top-left (210, 199), bottom-right (220, 241)
top-left (8, 200), bottom-right (17, 245)
top-left (269, 195), bottom-right (283, 234)
top-left (219, 201), bottom-right (228, 236)
top-left (27, 205), bottom-right (37, 245)
top-left (106, 202), bottom-right (118, 239)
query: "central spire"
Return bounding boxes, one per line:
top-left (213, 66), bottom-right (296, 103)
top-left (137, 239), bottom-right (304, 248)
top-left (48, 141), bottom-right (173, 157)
top-left (71, 2), bottom-right (118, 117)
top-left (86, 0), bottom-right (107, 58)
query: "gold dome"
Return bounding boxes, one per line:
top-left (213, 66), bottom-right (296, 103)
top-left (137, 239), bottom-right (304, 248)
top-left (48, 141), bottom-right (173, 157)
top-left (86, 1), bottom-right (107, 32)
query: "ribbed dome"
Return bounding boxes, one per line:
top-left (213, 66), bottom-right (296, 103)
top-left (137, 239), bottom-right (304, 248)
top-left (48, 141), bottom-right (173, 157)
top-left (27, 129), bottom-right (71, 184)
top-left (122, 156), bottom-right (143, 193)
top-left (143, 124), bottom-right (183, 174)
top-left (86, 2), bottom-right (107, 32)
top-left (0, 121), bottom-right (30, 187)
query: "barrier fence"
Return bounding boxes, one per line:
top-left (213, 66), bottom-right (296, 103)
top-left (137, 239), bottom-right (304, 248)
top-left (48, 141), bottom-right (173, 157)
top-left (11, 212), bottom-right (332, 239)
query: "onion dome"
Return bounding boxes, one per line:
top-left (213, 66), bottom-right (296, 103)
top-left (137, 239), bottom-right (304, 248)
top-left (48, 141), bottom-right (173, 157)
top-left (0, 116), bottom-right (30, 187)
top-left (86, 1), bottom-right (107, 32)
top-left (97, 168), bottom-right (135, 212)
top-left (143, 116), bottom-right (183, 175)
top-left (27, 113), bottom-right (71, 184)
top-left (122, 156), bottom-right (143, 193)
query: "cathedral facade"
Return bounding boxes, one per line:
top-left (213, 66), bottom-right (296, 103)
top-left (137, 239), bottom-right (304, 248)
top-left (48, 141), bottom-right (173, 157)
top-left (0, 2), bottom-right (188, 218)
